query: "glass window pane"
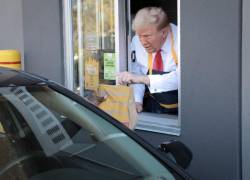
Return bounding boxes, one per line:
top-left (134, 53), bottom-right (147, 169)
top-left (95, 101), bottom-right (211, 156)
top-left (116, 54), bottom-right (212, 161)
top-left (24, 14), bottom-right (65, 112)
top-left (72, 0), bottom-right (116, 97)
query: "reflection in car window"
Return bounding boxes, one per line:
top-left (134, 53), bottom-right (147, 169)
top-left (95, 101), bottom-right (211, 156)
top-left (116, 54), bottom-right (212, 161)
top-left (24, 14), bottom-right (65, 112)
top-left (0, 86), bottom-right (176, 180)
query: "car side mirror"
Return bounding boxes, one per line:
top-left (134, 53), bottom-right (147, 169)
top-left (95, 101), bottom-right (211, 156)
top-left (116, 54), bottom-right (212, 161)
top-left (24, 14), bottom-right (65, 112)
top-left (158, 140), bottom-right (192, 169)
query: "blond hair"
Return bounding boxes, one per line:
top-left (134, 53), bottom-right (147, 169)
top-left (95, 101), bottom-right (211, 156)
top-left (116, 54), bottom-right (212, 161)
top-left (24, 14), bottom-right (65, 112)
top-left (132, 7), bottom-right (169, 31)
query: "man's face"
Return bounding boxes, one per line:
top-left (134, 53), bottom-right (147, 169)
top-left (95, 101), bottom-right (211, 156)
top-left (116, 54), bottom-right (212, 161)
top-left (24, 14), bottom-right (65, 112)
top-left (136, 25), bottom-right (167, 53)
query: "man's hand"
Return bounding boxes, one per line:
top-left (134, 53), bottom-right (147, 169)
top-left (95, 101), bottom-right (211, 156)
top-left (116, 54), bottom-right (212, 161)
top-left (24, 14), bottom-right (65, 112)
top-left (135, 102), bottom-right (143, 113)
top-left (117, 71), bottom-right (134, 85)
top-left (117, 71), bottom-right (150, 85)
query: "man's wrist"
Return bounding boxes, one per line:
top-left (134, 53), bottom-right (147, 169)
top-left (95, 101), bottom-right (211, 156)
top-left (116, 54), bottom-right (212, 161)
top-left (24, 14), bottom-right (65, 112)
top-left (131, 74), bottom-right (150, 85)
top-left (140, 75), bottom-right (150, 85)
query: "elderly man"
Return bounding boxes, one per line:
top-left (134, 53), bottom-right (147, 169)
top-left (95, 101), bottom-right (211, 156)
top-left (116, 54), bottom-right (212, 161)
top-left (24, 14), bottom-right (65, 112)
top-left (117, 7), bottom-right (178, 114)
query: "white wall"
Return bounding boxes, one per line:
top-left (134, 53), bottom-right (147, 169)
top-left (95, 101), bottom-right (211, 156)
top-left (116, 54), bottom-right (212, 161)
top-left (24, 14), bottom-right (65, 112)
top-left (22, 0), bottom-right (64, 84)
top-left (0, 0), bottom-right (24, 61)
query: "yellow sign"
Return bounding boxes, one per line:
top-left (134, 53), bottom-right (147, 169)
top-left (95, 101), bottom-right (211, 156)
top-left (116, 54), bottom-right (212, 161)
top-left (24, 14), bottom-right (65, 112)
top-left (104, 53), bottom-right (116, 80)
top-left (84, 57), bottom-right (99, 91)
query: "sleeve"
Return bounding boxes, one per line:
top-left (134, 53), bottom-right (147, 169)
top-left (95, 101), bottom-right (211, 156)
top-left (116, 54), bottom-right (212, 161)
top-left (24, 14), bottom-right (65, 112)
top-left (147, 69), bottom-right (178, 93)
top-left (131, 62), bottom-right (145, 103)
top-left (130, 37), bottom-right (145, 103)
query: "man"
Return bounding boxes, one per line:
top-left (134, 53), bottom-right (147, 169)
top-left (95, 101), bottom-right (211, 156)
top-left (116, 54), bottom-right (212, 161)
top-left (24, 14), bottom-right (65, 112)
top-left (117, 7), bottom-right (179, 114)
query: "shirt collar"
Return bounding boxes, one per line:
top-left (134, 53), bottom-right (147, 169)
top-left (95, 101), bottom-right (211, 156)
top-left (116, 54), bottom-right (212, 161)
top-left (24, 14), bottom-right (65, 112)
top-left (160, 26), bottom-right (172, 54)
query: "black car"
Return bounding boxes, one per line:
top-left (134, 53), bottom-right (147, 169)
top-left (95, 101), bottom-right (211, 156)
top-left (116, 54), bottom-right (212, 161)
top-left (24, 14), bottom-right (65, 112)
top-left (0, 68), bottom-right (192, 180)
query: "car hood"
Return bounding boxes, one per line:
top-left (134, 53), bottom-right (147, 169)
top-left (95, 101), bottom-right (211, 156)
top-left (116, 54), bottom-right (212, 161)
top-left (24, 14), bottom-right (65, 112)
top-left (0, 68), bottom-right (45, 87)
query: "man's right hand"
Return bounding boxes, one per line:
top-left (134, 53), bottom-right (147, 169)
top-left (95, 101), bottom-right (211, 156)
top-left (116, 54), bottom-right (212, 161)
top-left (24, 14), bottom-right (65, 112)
top-left (117, 72), bottom-right (150, 85)
top-left (136, 102), bottom-right (143, 113)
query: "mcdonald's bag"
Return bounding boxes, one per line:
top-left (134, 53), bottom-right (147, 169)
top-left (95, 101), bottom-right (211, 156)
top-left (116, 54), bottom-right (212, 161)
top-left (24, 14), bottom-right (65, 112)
top-left (97, 84), bottom-right (138, 129)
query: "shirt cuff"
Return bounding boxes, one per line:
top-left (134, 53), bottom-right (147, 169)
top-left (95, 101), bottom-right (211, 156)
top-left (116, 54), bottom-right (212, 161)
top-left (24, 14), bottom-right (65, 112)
top-left (148, 74), bottom-right (162, 91)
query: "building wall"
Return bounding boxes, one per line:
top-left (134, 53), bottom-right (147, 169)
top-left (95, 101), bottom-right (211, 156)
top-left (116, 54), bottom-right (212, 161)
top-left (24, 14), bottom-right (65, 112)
top-left (0, 0), bottom-right (24, 58)
top-left (137, 0), bottom-right (242, 179)
top-left (0, 0), bottom-right (245, 179)
top-left (242, 0), bottom-right (250, 179)
top-left (22, 0), bottom-right (64, 84)
top-left (0, 0), bottom-right (63, 84)
top-left (181, 1), bottom-right (241, 179)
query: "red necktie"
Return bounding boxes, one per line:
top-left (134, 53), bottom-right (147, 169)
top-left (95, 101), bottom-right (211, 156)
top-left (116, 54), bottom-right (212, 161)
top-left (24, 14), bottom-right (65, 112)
top-left (153, 50), bottom-right (163, 71)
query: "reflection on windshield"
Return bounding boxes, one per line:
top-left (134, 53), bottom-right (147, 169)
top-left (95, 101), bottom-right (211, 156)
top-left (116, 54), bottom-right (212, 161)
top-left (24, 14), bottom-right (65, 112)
top-left (0, 86), bottom-right (175, 180)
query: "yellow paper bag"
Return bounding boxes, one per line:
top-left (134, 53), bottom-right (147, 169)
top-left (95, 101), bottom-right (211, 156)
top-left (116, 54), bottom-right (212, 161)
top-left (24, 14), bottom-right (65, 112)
top-left (98, 84), bottom-right (138, 129)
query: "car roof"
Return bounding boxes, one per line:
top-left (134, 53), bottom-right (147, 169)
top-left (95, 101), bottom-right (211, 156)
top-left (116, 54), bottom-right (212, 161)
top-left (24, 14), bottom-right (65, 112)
top-left (0, 67), bottom-right (46, 87)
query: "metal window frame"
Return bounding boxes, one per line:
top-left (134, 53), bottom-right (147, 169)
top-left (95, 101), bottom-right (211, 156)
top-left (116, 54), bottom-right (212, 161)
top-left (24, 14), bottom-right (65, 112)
top-left (62, 0), bottom-right (74, 91)
top-left (127, 0), bottom-right (181, 136)
top-left (63, 0), bottom-right (127, 92)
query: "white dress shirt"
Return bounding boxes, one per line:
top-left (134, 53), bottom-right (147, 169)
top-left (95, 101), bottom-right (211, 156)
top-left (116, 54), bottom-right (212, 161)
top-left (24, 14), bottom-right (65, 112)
top-left (131, 23), bottom-right (179, 103)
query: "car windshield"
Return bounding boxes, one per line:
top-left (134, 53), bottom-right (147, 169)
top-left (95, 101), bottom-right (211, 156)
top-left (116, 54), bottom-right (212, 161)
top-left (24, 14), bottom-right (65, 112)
top-left (0, 85), bottom-right (176, 180)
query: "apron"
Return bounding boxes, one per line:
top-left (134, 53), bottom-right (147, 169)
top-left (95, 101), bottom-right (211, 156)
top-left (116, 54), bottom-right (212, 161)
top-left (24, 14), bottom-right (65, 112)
top-left (143, 26), bottom-right (178, 114)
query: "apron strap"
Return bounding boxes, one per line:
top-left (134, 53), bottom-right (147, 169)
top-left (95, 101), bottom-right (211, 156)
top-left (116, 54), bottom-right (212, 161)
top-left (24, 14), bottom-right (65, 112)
top-left (147, 91), bottom-right (178, 109)
top-left (170, 27), bottom-right (178, 65)
top-left (148, 53), bottom-right (153, 75)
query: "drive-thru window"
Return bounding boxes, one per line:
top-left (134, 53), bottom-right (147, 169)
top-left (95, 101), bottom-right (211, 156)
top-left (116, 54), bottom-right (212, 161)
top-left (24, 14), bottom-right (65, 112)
top-left (63, 0), bottom-right (180, 135)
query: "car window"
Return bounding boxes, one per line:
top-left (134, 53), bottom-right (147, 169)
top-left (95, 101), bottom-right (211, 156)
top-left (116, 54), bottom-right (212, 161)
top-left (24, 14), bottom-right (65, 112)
top-left (0, 86), bottom-right (177, 180)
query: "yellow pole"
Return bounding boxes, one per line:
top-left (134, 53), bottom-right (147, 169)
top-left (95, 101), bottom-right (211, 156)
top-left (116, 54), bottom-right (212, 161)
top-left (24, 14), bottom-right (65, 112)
top-left (0, 50), bottom-right (21, 70)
